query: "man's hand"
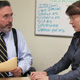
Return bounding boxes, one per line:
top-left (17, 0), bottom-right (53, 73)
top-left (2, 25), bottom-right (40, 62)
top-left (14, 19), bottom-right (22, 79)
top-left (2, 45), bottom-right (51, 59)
top-left (11, 67), bottom-right (22, 77)
top-left (30, 71), bottom-right (49, 80)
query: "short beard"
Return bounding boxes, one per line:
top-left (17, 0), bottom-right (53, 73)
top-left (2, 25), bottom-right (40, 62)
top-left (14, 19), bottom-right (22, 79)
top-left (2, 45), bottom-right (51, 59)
top-left (3, 27), bottom-right (12, 33)
top-left (0, 22), bottom-right (12, 33)
top-left (0, 26), bottom-right (12, 33)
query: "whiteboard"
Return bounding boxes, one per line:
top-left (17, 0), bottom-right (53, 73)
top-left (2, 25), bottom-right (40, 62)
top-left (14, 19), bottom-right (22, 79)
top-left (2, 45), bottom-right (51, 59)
top-left (35, 0), bottom-right (78, 37)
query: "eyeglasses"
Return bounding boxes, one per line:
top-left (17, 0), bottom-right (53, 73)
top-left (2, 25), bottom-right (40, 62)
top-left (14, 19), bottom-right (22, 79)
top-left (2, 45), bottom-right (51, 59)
top-left (69, 16), bottom-right (76, 20)
top-left (69, 15), bottom-right (80, 21)
top-left (3, 14), bottom-right (13, 21)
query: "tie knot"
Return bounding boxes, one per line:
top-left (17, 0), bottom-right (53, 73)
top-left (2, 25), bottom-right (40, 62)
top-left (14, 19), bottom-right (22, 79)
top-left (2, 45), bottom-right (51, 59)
top-left (0, 32), bottom-right (5, 37)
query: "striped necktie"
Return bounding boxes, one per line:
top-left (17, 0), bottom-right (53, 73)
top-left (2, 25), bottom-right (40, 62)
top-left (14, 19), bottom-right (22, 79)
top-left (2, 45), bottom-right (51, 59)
top-left (0, 32), bottom-right (9, 78)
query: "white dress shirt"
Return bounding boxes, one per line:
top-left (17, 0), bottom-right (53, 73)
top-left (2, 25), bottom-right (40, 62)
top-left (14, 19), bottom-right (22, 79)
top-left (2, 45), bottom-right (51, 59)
top-left (3, 28), bottom-right (33, 76)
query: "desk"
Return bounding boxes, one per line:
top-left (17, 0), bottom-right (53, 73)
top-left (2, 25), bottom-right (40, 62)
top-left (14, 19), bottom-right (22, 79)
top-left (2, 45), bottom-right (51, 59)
top-left (0, 77), bottom-right (31, 80)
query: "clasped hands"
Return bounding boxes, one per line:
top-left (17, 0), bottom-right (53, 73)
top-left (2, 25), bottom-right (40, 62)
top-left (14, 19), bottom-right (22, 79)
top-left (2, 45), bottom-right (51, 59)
top-left (30, 71), bottom-right (49, 80)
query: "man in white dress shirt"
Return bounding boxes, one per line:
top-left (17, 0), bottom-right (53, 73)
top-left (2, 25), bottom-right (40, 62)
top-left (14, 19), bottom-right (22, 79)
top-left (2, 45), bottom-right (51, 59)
top-left (0, 0), bottom-right (33, 77)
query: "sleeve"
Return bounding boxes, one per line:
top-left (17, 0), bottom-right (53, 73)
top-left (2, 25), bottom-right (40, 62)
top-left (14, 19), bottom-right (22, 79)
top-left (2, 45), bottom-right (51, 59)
top-left (16, 30), bottom-right (33, 74)
top-left (48, 67), bottom-right (80, 80)
top-left (45, 49), bottom-right (71, 75)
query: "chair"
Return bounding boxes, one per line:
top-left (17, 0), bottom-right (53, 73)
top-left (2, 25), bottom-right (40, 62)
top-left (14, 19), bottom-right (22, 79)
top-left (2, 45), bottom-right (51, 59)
top-left (22, 67), bottom-right (36, 77)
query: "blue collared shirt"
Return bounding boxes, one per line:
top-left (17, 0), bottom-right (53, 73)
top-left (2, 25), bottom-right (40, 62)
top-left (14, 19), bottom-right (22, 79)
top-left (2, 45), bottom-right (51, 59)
top-left (3, 29), bottom-right (33, 76)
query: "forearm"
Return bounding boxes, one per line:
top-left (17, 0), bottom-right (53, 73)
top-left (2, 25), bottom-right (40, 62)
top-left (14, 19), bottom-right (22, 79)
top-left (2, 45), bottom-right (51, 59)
top-left (45, 51), bottom-right (71, 75)
top-left (48, 68), bottom-right (80, 80)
